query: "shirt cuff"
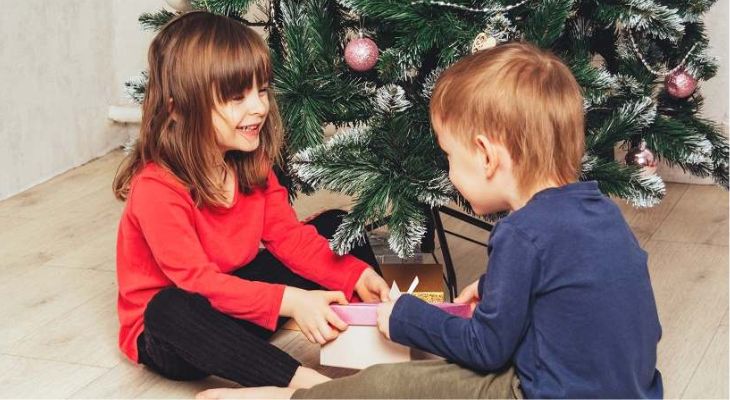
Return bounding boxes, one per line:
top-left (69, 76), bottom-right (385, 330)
top-left (389, 294), bottom-right (433, 347)
top-left (263, 283), bottom-right (287, 331)
top-left (340, 257), bottom-right (370, 302)
top-left (478, 274), bottom-right (487, 299)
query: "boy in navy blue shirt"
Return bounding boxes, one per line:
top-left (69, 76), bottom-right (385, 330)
top-left (198, 42), bottom-right (663, 400)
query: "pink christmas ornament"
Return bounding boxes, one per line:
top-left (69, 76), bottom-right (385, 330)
top-left (345, 35), bottom-right (379, 72)
top-left (625, 141), bottom-right (658, 175)
top-left (665, 68), bottom-right (697, 99)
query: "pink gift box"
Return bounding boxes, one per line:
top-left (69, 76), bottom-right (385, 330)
top-left (330, 302), bottom-right (472, 326)
top-left (320, 302), bottom-right (472, 370)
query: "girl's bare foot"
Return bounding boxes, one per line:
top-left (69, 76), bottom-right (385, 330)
top-left (288, 366), bottom-right (331, 389)
top-left (196, 387), bottom-right (296, 400)
top-left (195, 367), bottom-right (329, 400)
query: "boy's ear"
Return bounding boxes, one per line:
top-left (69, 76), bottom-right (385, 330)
top-left (474, 134), bottom-right (499, 179)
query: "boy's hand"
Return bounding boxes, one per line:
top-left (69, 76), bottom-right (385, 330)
top-left (376, 300), bottom-right (396, 340)
top-left (354, 268), bottom-right (391, 303)
top-left (280, 287), bottom-right (349, 345)
top-left (454, 279), bottom-right (481, 312)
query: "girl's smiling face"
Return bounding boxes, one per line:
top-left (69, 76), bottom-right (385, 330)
top-left (212, 81), bottom-right (270, 154)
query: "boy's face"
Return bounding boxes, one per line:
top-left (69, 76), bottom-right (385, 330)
top-left (434, 120), bottom-right (510, 215)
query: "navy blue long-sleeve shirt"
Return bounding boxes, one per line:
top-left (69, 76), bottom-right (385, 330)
top-left (390, 181), bottom-right (663, 398)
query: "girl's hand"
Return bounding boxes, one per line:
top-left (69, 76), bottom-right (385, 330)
top-left (454, 279), bottom-right (481, 312)
top-left (354, 268), bottom-right (391, 303)
top-left (280, 287), bottom-right (348, 345)
top-left (376, 300), bottom-right (396, 340)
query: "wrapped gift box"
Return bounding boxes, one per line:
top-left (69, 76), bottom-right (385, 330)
top-left (281, 263), bottom-right (447, 331)
top-left (320, 301), bottom-right (471, 369)
top-left (281, 264), bottom-right (471, 369)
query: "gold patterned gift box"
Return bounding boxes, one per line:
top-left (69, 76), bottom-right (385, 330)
top-left (380, 263), bottom-right (445, 303)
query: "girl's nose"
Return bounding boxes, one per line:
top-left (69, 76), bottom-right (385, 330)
top-left (246, 92), bottom-right (267, 115)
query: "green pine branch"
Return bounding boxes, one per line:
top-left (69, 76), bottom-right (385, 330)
top-left (123, 71), bottom-right (148, 104)
top-left (330, 183), bottom-right (391, 255)
top-left (340, 0), bottom-right (429, 25)
top-left (386, 193), bottom-right (428, 258)
top-left (644, 115), bottom-right (710, 164)
top-left (290, 127), bottom-right (384, 196)
top-left (524, 0), bottom-right (574, 48)
top-left (587, 97), bottom-right (656, 154)
top-left (676, 115), bottom-right (729, 188)
top-left (303, 0), bottom-right (345, 63)
top-left (662, 0), bottom-right (715, 21)
top-left (191, 0), bottom-right (255, 16)
top-left (139, 9), bottom-right (177, 31)
top-left (567, 55), bottom-right (619, 107)
top-left (594, 1), bottom-right (685, 42)
top-left (291, 107), bottom-right (454, 255)
top-left (582, 156), bottom-right (665, 207)
top-left (654, 91), bottom-right (728, 188)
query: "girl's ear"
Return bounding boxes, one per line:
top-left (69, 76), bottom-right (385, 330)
top-left (474, 134), bottom-right (499, 179)
top-left (167, 97), bottom-right (174, 113)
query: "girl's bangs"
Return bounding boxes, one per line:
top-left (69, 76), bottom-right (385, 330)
top-left (213, 29), bottom-right (272, 102)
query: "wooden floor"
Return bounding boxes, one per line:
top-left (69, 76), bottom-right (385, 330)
top-left (0, 149), bottom-right (727, 398)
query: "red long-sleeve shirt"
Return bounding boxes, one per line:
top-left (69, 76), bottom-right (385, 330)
top-left (116, 163), bottom-right (369, 362)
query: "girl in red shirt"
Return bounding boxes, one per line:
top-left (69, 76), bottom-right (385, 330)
top-left (112, 11), bottom-right (389, 389)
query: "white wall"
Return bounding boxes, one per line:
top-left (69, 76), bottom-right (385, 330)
top-left (111, 0), bottom-right (157, 107)
top-left (700, 0), bottom-right (729, 127)
top-left (0, 0), bottom-right (154, 200)
top-left (1, 1), bottom-right (113, 199)
top-left (0, 1), bottom-right (727, 200)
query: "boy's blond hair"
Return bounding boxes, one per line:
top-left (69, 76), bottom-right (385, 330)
top-left (430, 42), bottom-right (585, 195)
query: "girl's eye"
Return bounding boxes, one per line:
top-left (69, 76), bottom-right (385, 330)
top-left (231, 95), bottom-right (244, 102)
top-left (259, 87), bottom-right (269, 95)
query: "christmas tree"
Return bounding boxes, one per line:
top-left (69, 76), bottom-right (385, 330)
top-left (129, 0), bottom-right (728, 259)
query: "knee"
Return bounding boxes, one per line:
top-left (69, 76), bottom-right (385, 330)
top-left (361, 363), bottom-right (395, 380)
top-left (308, 209), bottom-right (347, 238)
top-left (313, 209), bottom-right (347, 224)
top-left (144, 287), bottom-right (207, 325)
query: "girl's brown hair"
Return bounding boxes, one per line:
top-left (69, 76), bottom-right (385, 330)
top-left (113, 11), bottom-right (283, 206)
top-left (430, 42), bottom-right (585, 195)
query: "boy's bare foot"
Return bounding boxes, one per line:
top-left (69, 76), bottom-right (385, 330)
top-left (196, 387), bottom-right (296, 400)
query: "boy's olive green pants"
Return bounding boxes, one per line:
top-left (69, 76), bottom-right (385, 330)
top-left (292, 360), bottom-right (523, 399)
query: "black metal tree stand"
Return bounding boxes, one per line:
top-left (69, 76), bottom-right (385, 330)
top-left (367, 205), bottom-right (493, 301)
top-left (427, 206), bottom-right (493, 301)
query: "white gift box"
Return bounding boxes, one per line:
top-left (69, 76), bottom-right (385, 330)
top-left (319, 279), bottom-right (471, 369)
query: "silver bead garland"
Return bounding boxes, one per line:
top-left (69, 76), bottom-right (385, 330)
top-left (269, 0), bottom-right (282, 32)
top-left (627, 29), bottom-right (698, 77)
top-left (410, 0), bottom-right (529, 13)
